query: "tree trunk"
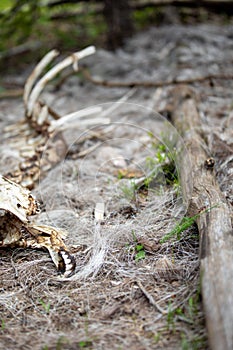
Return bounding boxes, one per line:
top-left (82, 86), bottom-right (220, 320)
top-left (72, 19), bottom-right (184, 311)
top-left (102, 0), bottom-right (134, 50)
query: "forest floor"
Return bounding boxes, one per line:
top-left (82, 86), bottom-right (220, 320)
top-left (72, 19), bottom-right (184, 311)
top-left (0, 19), bottom-right (233, 350)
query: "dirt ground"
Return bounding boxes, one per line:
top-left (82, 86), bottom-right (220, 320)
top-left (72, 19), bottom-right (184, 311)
top-left (0, 20), bottom-right (233, 350)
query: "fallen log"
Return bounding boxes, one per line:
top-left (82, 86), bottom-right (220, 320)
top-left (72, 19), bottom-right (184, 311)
top-left (169, 85), bottom-right (233, 350)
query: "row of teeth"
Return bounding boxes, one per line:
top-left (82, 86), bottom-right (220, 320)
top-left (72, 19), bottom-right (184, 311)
top-left (60, 250), bottom-right (75, 277)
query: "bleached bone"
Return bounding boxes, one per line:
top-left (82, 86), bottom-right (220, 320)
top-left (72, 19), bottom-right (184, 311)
top-left (24, 49), bottom-right (59, 105)
top-left (0, 175), bottom-right (38, 222)
top-left (0, 174), bottom-right (75, 276)
top-left (59, 117), bottom-right (110, 132)
top-left (48, 106), bottom-right (104, 132)
top-left (37, 104), bottom-right (49, 126)
top-left (26, 46), bottom-right (96, 117)
top-left (95, 202), bottom-right (105, 222)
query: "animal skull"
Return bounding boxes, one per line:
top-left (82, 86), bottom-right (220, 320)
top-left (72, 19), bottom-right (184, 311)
top-left (0, 174), bottom-right (75, 277)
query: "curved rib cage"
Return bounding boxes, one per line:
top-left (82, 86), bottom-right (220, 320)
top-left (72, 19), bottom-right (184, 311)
top-left (1, 46), bottom-right (97, 277)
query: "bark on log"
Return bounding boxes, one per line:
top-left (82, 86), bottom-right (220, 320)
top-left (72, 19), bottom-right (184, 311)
top-left (169, 85), bottom-right (233, 350)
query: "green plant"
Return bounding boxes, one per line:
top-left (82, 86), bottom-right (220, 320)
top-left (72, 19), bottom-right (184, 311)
top-left (146, 131), bottom-right (179, 190)
top-left (120, 181), bottom-right (137, 201)
top-left (188, 297), bottom-right (195, 319)
top-left (160, 205), bottom-right (218, 243)
top-left (181, 333), bottom-right (207, 350)
top-left (153, 332), bottom-right (160, 343)
top-left (55, 336), bottom-right (68, 350)
top-left (78, 340), bottom-right (93, 348)
top-left (39, 298), bottom-right (51, 314)
top-left (181, 333), bottom-right (190, 350)
top-left (130, 230), bottom-right (146, 262)
top-left (0, 0), bottom-right (106, 56)
top-left (0, 1), bottom-right (42, 51)
top-left (166, 301), bottom-right (176, 331)
top-left (165, 291), bottom-right (207, 349)
top-left (160, 215), bottom-right (199, 243)
top-left (0, 319), bottom-right (5, 331)
top-left (76, 316), bottom-right (94, 349)
top-left (135, 243), bottom-right (146, 262)
top-left (166, 298), bottom-right (196, 332)
top-left (133, 6), bottom-right (164, 29)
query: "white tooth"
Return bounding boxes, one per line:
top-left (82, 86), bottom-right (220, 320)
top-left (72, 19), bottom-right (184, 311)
top-left (64, 270), bottom-right (73, 277)
top-left (66, 263), bottom-right (74, 269)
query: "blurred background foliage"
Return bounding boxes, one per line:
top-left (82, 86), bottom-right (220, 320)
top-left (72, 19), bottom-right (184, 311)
top-left (0, 0), bottom-right (232, 72)
top-left (0, 0), bottom-right (106, 52)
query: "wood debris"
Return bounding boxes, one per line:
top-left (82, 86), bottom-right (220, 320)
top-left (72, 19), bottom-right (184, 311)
top-left (170, 85), bottom-right (233, 350)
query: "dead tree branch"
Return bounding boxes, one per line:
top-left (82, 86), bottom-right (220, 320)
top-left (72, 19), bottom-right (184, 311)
top-left (169, 85), bottom-right (233, 350)
top-left (80, 68), bottom-right (233, 88)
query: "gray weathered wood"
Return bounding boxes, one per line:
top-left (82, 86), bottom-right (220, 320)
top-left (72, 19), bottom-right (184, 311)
top-left (170, 85), bottom-right (233, 350)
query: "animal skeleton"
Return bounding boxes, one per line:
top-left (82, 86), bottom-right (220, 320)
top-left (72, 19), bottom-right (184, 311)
top-left (0, 46), bottom-right (98, 276)
top-left (0, 174), bottom-right (75, 276)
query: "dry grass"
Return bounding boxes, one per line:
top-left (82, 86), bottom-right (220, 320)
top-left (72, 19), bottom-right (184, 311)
top-left (0, 185), bottom-right (208, 349)
top-left (2, 22), bottom-right (233, 350)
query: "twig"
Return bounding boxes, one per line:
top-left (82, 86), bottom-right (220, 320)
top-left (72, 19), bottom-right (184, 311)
top-left (0, 41), bottom-right (42, 60)
top-left (81, 68), bottom-right (233, 89)
top-left (137, 279), bottom-right (190, 316)
top-left (3, 70), bottom-right (231, 101)
top-left (99, 87), bottom-right (137, 118)
top-left (10, 256), bottom-right (19, 279)
top-left (0, 89), bottom-right (23, 99)
top-left (76, 142), bottom-right (102, 158)
top-left (47, 106), bottom-right (62, 120)
top-left (137, 280), bottom-right (167, 314)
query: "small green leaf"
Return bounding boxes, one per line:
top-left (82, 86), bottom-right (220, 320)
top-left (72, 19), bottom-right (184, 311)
top-left (136, 244), bottom-right (144, 251)
top-left (1, 319), bottom-right (5, 331)
top-left (135, 250), bottom-right (146, 261)
top-left (39, 299), bottom-right (51, 314)
top-left (153, 332), bottom-right (160, 343)
top-left (78, 340), bottom-right (92, 348)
